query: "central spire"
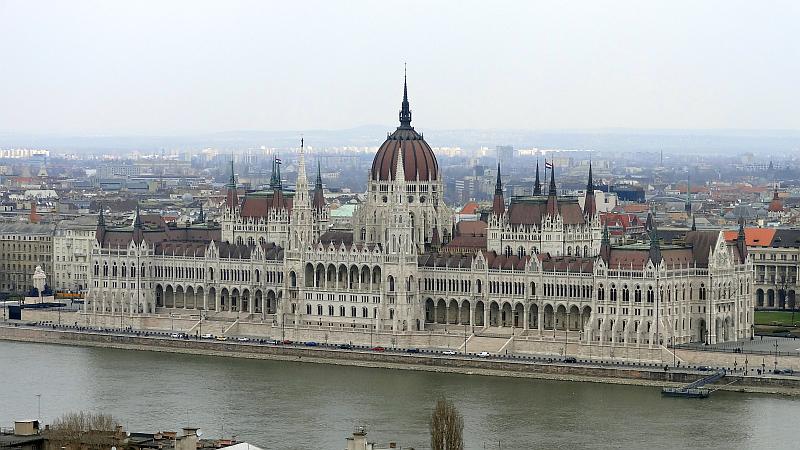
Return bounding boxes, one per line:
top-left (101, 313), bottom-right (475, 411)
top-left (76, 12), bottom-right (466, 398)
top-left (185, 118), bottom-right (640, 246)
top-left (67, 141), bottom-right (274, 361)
top-left (399, 64), bottom-right (412, 128)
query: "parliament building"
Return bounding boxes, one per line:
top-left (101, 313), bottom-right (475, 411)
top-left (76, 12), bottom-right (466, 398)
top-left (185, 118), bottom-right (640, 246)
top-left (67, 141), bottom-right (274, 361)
top-left (85, 78), bottom-right (753, 350)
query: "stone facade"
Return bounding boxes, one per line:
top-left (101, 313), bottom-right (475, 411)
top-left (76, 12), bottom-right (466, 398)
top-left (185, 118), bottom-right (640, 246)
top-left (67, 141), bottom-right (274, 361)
top-left (82, 81), bottom-right (753, 348)
top-left (0, 222), bottom-right (55, 293)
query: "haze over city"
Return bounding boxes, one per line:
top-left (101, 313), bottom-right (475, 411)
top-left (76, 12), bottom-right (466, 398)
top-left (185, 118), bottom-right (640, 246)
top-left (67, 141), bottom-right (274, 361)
top-left (1, 0), bottom-right (798, 136)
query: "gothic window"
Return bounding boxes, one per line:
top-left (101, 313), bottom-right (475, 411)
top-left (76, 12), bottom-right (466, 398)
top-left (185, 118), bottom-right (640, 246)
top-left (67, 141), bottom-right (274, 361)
top-left (610, 284), bottom-right (617, 302)
top-left (306, 304), bottom-right (312, 315)
top-left (598, 284), bottom-right (605, 301)
top-left (647, 286), bottom-right (654, 303)
top-left (622, 285), bottom-right (629, 302)
top-left (699, 283), bottom-right (706, 300)
top-left (635, 285), bottom-right (642, 302)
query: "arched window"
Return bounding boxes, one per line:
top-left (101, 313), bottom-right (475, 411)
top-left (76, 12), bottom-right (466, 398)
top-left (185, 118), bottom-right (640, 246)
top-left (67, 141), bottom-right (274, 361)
top-left (477, 279), bottom-right (482, 294)
top-left (598, 284), bottom-right (605, 301)
top-left (351, 306), bottom-right (357, 317)
top-left (635, 285), bottom-right (642, 302)
top-left (610, 284), bottom-right (617, 302)
top-left (622, 285), bottom-right (630, 302)
top-left (389, 309), bottom-right (395, 320)
top-left (362, 307), bottom-right (368, 318)
top-left (94, 263), bottom-right (99, 276)
top-left (339, 306), bottom-right (345, 316)
top-left (647, 286), bottom-right (654, 303)
top-left (329, 305), bottom-right (334, 315)
top-left (388, 276), bottom-right (395, 292)
top-left (699, 283), bottom-right (706, 300)
top-left (306, 304), bottom-right (312, 314)
top-left (317, 304), bottom-right (323, 315)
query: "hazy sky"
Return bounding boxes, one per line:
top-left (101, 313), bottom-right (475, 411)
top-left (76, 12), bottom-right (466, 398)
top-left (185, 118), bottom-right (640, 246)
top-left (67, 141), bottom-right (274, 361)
top-left (1, 0), bottom-right (798, 134)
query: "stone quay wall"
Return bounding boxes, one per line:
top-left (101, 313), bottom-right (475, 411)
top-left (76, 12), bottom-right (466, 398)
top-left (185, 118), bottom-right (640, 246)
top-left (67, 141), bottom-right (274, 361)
top-left (2, 324), bottom-right (800, 395)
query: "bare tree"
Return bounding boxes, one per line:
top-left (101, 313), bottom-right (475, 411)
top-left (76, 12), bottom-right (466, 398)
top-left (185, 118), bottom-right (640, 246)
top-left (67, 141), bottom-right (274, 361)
top-left (429, 396), bottom-right (464, 450)
top-left (45, 411), bottom-right (122, 450)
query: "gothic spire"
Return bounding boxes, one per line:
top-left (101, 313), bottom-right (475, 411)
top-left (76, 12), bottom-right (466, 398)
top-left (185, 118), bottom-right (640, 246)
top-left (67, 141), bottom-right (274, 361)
top-left (685, 172), bottom-right (691, 214)
top-left (533, 160), bottom-right (541, 195)
top-left (546, 160), bottom-right (558, 216)
top-left (648, 221), bottom-right (661, 266)
top-left (97, 202), bottom-right (105, 227)
top-left (313, 159), bottom-right (326, 211)
top-left (492, 163), bottom-right (505, 216)
top-left (583, 162), bottom-right (596, 218)
top-left (399, 64), bottom-right (412, 128)
top-left (737, 216), bottom-right (747, 263)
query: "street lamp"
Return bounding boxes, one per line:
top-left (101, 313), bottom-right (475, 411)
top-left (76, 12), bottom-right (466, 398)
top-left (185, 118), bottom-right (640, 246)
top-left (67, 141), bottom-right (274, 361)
top-left (464, 323), bottom-right (468, 354)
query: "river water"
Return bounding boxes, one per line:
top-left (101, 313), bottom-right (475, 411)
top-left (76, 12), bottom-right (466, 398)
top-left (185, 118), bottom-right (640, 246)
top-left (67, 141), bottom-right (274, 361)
top-left (1, 341), bottom-right (798, 449)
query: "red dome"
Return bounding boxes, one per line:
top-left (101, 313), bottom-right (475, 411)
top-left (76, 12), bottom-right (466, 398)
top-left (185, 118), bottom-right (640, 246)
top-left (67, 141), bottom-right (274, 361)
top-left (371, 128), bottom-right (438, 182)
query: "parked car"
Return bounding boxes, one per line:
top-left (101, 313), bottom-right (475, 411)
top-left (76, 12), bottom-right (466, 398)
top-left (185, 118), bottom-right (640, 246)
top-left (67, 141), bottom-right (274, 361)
top-left (305, 341), bottom-right (319, 347)
top-left (478, 352), bottom-right (491, 358)
top-left (215, 336), bottom-right (228, 341)
top-left (337, 343), bottom-right (353, 349)
top-left (200, 333), bottom-right (214, 339)
top-left (280, 339), bottom-right (293, 345)
top-left (406, 348), bottom-right (420, 353)
top-left (564, 356), bottom-right (577, 363)
top-left (371, 346), bottom-right (386, 352)
top-left (237, 337), bottom-right (250, 342)
top-left (170, 333), bottom-right (181, 338)
top-left (696, 366), bottom-right (712, 371)
top-left (442, 350), bottom-right (457, 355)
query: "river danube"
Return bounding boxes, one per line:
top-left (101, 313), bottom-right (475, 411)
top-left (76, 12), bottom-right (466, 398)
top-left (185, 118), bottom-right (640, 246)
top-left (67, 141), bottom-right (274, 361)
top-left (1, 341), bottom-right (798, 449)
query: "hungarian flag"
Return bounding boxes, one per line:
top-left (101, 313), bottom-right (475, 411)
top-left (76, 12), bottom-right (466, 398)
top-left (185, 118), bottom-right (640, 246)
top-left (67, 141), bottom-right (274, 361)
top-left (275, 157), bottom-right (282, 165)
top-left (545, 161), bottom-right (553, 170)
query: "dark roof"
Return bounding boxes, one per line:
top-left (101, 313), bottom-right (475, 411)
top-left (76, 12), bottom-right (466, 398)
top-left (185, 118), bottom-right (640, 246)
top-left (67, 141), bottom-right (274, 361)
top-left (540, 255), bottom-right (594, 273)
top-left (418, 252), bottom-right (474, 269)
top-left (240, 191), bottom-right (293, 218)
top-left (371, 127), bottom-right (438, 182)
top-left (319, 229), bottom-right (354, 247)
top-left (506, 197), bottom-right (585, 226)
top-left (770, 229), bottom-right (800, 248)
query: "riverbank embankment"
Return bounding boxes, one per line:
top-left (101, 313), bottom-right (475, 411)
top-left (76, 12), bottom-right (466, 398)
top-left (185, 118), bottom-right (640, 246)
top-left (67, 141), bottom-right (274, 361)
top-left (2, 324), bottom-right (799, 395)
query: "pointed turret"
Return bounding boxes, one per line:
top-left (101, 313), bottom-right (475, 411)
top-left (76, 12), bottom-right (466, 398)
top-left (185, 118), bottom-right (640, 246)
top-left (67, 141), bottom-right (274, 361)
top-left (313, 160), bottom-right (326, 211)
top-left (546, 161), bottom-right (558, 217)
top-left (132, 203), bottom-right (144, 244)
top-left (492, 163), bottom-right (505, 216)
top-left (691, 214), bottom-right (697, 231)
top-left (736, 216), bottom-right (747, 263)
top-left (225, 159), bottom-right (238, 212)
top-left (198, 204), bottom-right (205, 223)
top-left (599, 224), bottom-right (612, 263)
top-left (685, 173), bottom-right (692, 214)
top-left (648, 223), bottom-right (661, 267)
top-left (398, 65), bottom-right (412, 129)
top-left (95, 203), bottom-right (106, 244)
top-left (533, 161), bottom-right (541, 195)
top-left (583, 162), bottom-right (596, 218)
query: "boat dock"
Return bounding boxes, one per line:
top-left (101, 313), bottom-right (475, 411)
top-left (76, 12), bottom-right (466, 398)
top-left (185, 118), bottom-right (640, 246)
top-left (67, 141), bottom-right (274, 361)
top-left (662, 370), bottom-right (726, 398)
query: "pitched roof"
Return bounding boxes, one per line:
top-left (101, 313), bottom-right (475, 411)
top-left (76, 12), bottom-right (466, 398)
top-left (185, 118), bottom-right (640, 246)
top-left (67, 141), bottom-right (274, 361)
top-left (506, 197), bottom-right (585, 226)
top-left (722, 227), bottom-right (775, 247)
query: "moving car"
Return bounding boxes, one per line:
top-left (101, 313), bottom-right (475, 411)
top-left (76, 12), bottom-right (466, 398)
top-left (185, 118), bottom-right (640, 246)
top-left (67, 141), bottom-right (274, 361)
top-left (371, 346), bottom-right (386, 352)
top-left (215, 336), bottom-right (228, 341)
top-left (170, 333), bottom-right (181, 338)
top-left (564, 356), bottom-right (577, 363)
top-left (200, 333), bottom-right (214, 339)
top-left (337, 343), bottom-right (353, 349)
top-left (406, 348), bottom-right (420, 353)
top-left (478, 352), bottom-right (491, 358)
top-left (304, 341), bottom-right (319, 347)
top-left (237, 337), bottom-right (250, 342)
top-left (442, 350), bottom-right (457, 355)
